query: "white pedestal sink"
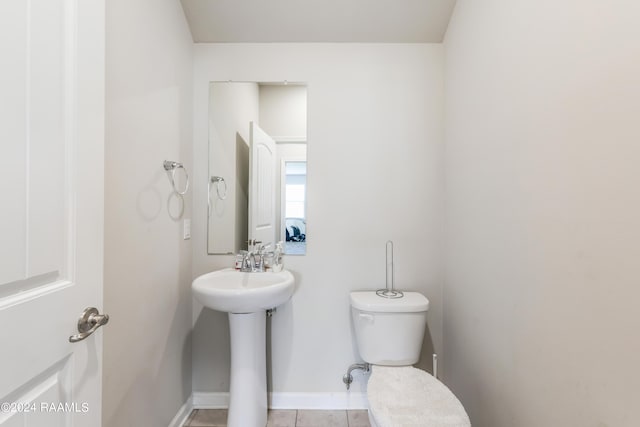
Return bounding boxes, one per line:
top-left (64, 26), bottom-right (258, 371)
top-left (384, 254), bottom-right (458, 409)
top-left (192, 268), bottom-right (295, 427)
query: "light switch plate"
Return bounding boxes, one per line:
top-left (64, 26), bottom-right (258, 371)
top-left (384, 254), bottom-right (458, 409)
top-left (183, 219), bottom-right (191, 240)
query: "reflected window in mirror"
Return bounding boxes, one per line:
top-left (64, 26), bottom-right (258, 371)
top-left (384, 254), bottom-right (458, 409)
top-left (282, 161), bottom-right (306, 255)
top-left (208, 82), bottom-right (308, 255)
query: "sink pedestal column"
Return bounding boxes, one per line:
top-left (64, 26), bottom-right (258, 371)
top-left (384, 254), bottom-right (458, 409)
top-left (227, 311), bottom-right (267, 427)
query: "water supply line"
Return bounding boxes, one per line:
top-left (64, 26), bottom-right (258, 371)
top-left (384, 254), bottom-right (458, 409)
top-left (433, 353), bottom-right (438, 379)
top-left (342, 363), bottom-right (370, 390)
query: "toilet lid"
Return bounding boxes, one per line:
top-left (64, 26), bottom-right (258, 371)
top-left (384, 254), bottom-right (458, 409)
top-left (368, 366), bottom-right (470, 427)
top-left (350, 291), bottom-right (429, 313)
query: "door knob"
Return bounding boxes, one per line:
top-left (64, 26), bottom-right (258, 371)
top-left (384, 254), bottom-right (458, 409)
top-left (69, 307), bottom-right (109, 343)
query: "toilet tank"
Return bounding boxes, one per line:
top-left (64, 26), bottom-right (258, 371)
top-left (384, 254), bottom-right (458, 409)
top-left (350, 291), bottom-right (429, 366)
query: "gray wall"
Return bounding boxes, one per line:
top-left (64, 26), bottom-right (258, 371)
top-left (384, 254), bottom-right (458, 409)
top-left (103, 0), bottom-right (194, 425)
top-left (444, 1), bottom-right (640, 426)
top-left (192, 44), bottom-right (445, 396)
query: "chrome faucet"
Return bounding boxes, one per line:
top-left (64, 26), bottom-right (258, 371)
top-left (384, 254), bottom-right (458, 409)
top-left (240, 251), bottom-right (255, 272)
top-left (241, 249), bottom-right (265, 272)
top-left (238, 242), bottom-right (282, 272)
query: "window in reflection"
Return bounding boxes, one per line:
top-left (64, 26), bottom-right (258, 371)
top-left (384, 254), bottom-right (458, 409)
top-left (283, 161), bottom-right (307, 255)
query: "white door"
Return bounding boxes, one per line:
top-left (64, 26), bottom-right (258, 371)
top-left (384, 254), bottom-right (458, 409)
top-left (248, 122), bottom-right (276, 247)
top-left (0, 0), bottom-right (105, 426)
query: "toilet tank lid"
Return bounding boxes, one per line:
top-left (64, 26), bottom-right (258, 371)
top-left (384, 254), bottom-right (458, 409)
top-left (350, 291), bottom-right (429, 313)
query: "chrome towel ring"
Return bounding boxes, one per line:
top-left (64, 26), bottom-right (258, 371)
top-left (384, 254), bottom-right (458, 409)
top-left (210, 176), bottom-right (227, 200)
top-left (207, 176), bottom-right (228, 218)
top-left (163, 160), bottom-right (190, 195)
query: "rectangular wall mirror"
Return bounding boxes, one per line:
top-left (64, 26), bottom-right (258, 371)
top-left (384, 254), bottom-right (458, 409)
top-left (207, 82), bottom-right (308, 256)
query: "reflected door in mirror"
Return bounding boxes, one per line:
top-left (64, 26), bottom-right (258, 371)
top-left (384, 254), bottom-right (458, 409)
top-left (249, 122), bottom-right (276, 246)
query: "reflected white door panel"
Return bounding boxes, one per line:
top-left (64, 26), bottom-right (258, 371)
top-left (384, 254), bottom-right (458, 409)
top-left (249, 122), bottom-right (277, 246)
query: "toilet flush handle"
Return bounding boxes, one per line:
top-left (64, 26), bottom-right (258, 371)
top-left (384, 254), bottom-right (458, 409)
top-left (359, 313), bottom-right (374, 322)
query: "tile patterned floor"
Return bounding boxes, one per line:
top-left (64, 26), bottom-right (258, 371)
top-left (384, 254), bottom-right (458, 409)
top-left (183, 409), bottom-right (371, 427)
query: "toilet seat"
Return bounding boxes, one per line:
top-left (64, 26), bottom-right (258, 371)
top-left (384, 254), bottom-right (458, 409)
top-left (367, 366), bottom-right (470, 427)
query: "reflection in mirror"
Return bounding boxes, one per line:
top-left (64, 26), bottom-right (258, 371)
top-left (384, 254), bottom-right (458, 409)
top-left (208, 82), bottom-right (307, 256)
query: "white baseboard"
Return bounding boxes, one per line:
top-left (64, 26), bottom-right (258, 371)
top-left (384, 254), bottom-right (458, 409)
top-left (269, 392), bottom-right (368, 410)
top-left (192, 391), bottom-right (368, 411)
top-left (192, 392), bottom-right (230, 409)
top-left (168, 395), bottom-right (194, 427)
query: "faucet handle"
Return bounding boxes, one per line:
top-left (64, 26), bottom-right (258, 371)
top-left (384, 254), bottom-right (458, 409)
top-left (259, 243), bottom-right (272, 254)
top-left (246, 239), bottom-right (262, 252)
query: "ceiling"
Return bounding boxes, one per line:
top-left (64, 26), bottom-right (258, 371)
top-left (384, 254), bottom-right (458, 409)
top-left (180, 0), bottom-right (457, 43)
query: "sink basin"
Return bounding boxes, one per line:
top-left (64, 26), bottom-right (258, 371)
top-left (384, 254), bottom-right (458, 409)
top-left (192, 268), bottom-right (295, 313)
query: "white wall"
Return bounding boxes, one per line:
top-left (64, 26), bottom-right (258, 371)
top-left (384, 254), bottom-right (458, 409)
top-left (103, 0), bottom-right (193, 426)
top-left (444, 1), bottom-right (640, 426)
top-left (192, 44), bottom-right (444, 396)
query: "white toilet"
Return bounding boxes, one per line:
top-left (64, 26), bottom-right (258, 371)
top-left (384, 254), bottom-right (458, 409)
top-left (350, 291), bottom-right (470, 427)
